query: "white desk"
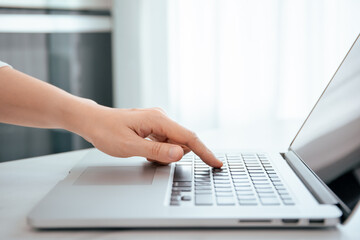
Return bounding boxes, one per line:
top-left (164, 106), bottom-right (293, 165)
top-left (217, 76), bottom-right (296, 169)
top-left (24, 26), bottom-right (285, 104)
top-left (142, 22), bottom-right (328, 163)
top-left (1, 127), bottom-right (360, 239)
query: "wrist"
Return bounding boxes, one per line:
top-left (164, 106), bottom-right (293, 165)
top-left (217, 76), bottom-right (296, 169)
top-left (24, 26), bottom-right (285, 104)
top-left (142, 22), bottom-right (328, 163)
top-left (59, 96), bottom-right (103, 143)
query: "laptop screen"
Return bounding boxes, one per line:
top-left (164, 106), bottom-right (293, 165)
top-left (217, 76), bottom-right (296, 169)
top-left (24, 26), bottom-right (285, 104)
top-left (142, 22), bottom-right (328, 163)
top-left (290, 35), bottom-right (360, 214)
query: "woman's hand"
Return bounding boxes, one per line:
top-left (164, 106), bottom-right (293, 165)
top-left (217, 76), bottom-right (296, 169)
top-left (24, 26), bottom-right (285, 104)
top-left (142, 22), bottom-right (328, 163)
top-left (72, 105), bottom-right (223, 168)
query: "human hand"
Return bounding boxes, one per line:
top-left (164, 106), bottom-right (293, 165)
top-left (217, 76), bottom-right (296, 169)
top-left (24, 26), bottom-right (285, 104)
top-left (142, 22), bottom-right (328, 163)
top-left (73, 106), bottom-right (223, 168)
top-left (0, 66), bottom-right (219, 168)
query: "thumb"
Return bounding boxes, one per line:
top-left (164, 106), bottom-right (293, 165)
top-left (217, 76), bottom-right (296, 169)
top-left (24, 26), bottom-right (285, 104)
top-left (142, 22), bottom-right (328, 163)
top-left (136, 138), bottom-right (184, 163)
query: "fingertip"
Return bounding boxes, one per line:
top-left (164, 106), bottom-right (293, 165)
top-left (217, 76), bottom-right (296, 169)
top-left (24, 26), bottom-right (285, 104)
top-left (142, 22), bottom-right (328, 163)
top-left (207, 150), bottom-right (223, 168)
top-left (168, 145), bottom-right (184, 162)
top-left (212, 159), bottom-right (223, 168)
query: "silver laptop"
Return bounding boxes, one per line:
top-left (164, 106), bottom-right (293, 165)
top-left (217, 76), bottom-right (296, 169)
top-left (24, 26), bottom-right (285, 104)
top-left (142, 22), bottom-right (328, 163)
top-left (28, 34), bottom-right (360, 228)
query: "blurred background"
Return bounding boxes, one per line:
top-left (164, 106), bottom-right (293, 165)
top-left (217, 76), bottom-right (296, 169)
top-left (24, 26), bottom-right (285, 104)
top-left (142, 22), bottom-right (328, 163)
top-left (0, 0), bottom-right (360, 162)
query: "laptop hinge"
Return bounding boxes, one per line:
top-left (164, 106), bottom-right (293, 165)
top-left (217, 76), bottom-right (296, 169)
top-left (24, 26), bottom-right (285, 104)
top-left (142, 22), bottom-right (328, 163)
top-left (282, 150), bottom-right (338, 205)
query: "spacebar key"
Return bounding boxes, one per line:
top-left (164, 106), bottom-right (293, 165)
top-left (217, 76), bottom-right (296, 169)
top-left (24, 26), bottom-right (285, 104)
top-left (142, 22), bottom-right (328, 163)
top-left (174, 165), bottom-right (192, 182)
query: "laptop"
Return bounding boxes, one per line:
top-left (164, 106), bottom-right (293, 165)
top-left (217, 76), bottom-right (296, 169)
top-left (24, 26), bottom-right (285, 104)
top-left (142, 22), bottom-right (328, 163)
top-left (28, 34), bottom-right (360, 228)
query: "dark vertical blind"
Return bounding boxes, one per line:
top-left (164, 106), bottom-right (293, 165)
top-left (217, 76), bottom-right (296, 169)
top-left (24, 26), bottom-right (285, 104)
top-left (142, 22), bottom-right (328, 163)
top-left (0, 9), bottom-right (112, 162)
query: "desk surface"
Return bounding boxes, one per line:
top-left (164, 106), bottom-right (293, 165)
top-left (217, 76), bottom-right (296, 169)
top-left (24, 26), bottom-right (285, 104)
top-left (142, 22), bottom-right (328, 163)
top-left (1, 126), bottom-right (360, 239)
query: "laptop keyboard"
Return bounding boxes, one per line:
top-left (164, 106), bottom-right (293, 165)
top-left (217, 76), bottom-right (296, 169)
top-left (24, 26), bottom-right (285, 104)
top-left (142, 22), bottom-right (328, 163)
top-left (169, 153), bottom-right (295, 206)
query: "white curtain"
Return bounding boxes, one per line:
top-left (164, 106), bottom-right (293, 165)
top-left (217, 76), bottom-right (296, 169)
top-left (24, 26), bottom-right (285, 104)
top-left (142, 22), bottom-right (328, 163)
top-left (112, 0), bottom-right (360, 134)
top-left (166, 0), bottom-right (360, 132)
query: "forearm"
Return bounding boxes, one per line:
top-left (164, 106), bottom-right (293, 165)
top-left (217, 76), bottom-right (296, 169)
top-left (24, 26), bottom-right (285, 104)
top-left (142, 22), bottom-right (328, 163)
top-left (0, 66), bottom-right (97, 136)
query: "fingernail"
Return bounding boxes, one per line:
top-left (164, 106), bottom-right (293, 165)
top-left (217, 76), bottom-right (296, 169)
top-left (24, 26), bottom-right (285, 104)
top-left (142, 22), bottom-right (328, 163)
top-left (168, 146), bottom-right (180, 161)
top-left (218, 161), bottom-right (223, 168)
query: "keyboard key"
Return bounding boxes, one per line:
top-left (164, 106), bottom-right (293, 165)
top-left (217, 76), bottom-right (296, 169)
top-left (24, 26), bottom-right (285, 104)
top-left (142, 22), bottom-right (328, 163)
top-left (195, 164), bottom-right (208, 168)
top-left (235, 186), bottom-right (252, 191)
top-left (195, 173), bottom-right (210, 177)
top-left (170, 200), bottom-right (180, 206)
top-left (195, 194), bottom-right (213, 205)
top-left (246, 167), bottom-right (263, 170)
top-left (195, 167), bottom-right (210, 171)
top-left (171, 196), bottom-right (181, 201)
top-left (248, 169), bottom-right (265, 173)
top-left (260, 197), bottom-right (280, 205)
top-left (194, 163), bottom-right (206, 166)
top-left (213, 176), bottom-right (229, 180)
top-left (236, 191), bottom-right (254, 196)
top-left (245, 163), bottom-right (261, 166)
top-left (273, 182), bottom-right (284, 186)
top-left (239, 200), bottom-right (258, 205)
top-left (277, 189), bottom-right (289, 194)
top-left (228, 164), bottom-right (243, 167)
top-left (244, 156), bottom-right (257, 159)
top-left (262, 163), bottom-right (272, 166)
top-left (256, 188), bottom-right (274, 193)
top-left (195, 182), bottom-right (211, 186)
top-left (195, 185), bottom-right (212, 190)
top-left (232, 179), bottom-right (250, 183)
top-left (243, 155), bottom-right (257, 158)
top-left (231, 172), bottom-right (248, 176)
top-left (250, 175), bottom-right (266, 178)
top-left (232, 176), bottom-right (248, 180)
top-left (174, 165), bottom-right (192, 182)
top-left (216, 192), bottom-right (234, 197)
top-left (269, 175), bottom-right (279, 179)
top-left (237, 196), bottom-right (256, 201)
top-left (195, 177), bottom-right (211, 182)
top-left (229, 165), bottom-right (244, 168)
top-left (215, 188), bottom-right (232, 192)
top-left (251, 178), bottom-right (269, 182)
top-left (253, 182), bottom-right (271, 186)
top-left (217, 197), bottom-right (235, 205)
top-left (213, 168), bottom-right (227, 172)
top-left (214, 184), bottom-right (231, 188)
top-left (195, 169), bottom-right (210, 173)
top-left (181, 195), bottom-right (192, 201)
top-left (234, 183), bottom-right (251, 187)
top-left (278, 192), bottom-right (289, 196)
top-left (195, 189), bottom-right (212, 194)
top-left (258, 193), bottom-right (277, 198)
top-left (214, 180), bottom-right (231, 184)
top-left (254, 185), bottom-right (272, 189)
top-left (173, 181), bottom-right (192, 187)
top-left (230, 168), bottom-right (246, 171)
top-left (213, 172), bottom-right (229, 176)
top-left (227, 162), bottom-right (242, 165)
top-left (194, 162), bottom-right (207, 166)
top-left (172, 187), bottom-right (192, 192)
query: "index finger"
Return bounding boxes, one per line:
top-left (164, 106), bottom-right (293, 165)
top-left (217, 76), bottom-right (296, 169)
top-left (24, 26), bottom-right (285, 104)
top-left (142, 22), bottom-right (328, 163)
top-left (154, 117), bottom-right (223, 168)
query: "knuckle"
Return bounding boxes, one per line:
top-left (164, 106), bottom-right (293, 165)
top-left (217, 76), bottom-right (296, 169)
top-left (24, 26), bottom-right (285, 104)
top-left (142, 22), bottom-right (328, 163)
top-left (151, 141), bottom-right (163, 157)
top-left (187, 131), bottom-right (199, 145)
top-left (151, 107), bottom-right (166, 115)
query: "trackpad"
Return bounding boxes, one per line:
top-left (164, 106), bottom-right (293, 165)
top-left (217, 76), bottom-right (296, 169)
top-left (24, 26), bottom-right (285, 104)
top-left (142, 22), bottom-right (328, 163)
top-left (74, 166), bottom-right (156, 185)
